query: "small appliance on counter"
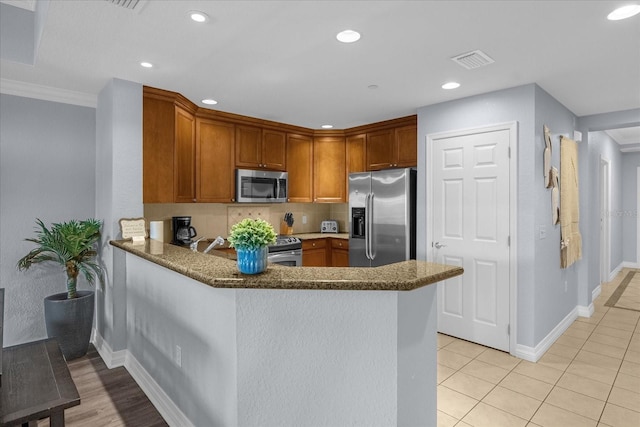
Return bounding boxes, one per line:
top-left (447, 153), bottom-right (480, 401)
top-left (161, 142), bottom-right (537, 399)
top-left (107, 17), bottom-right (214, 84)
top-left (171, 216), bottom-right (197, 246)
top-left (320, 220), bottom-right (339, 233)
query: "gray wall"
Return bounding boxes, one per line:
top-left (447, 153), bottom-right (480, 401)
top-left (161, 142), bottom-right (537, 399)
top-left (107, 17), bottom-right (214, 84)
top-left (587, 131), bottom-right (623, 272)
top-left (577, 109), bottom-right (640, 297)
top-left (95, 78), bottom-right (143, 352)
top-left (622, 152), bottom-right (640, 264)
top-left (0, 94), bottom-right (96, 346)
top-left (417, 84), bottom-right (583, 349)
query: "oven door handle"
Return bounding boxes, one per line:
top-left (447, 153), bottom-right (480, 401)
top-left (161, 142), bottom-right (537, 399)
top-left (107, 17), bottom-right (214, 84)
top-left (268, 251), bottom-right (302, 266)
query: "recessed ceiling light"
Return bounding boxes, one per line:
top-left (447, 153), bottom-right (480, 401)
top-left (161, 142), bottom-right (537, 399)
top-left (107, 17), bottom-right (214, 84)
top-left (321, 124), bottom-right (334, 129)
top-left (607, 4), bottom-right (640, 20)
top-left (336, 30), bottom-right (361, 43)
top-left (202, 99), bottom-right (218, 105)
top-left (140, 62), bottom-right (153, 68)
top-left (442, 82), bottom-right (461, 90)
top-left (189, 10), bottom-right (209, 23)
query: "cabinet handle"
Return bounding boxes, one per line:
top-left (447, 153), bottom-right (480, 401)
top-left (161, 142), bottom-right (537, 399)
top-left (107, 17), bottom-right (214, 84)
top-left (312, 243), bottom-right (316, 247)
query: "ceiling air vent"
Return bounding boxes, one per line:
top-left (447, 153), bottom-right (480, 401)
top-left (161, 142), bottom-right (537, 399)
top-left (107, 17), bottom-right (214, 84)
top-left (104, 0), bottom-right (147, 12)
top-left (451, 50), bottom-right (495, 70)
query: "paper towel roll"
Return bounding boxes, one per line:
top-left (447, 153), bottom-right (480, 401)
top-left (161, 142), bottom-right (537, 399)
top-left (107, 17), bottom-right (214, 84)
top-left (149, 221), bottom-right (164, 241)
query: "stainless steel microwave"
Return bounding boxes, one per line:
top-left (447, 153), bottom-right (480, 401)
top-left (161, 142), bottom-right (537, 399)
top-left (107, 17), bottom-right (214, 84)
top-left (236, 169), bottom-right (288, 203)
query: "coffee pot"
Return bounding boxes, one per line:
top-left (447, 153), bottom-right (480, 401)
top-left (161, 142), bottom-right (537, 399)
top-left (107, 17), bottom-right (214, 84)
top-left (171, 216), bottom-right (197, 246)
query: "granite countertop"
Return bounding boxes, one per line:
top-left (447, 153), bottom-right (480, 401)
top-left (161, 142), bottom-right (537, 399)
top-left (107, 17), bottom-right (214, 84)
top-left (110, 239), bottom-right (463, 291)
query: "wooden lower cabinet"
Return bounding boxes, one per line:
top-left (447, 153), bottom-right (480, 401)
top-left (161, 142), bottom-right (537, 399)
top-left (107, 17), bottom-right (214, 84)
top-left (302, 238), bottom-right (349, 267)
top-left (330, 238), bottom-right (349, 267)
top-left (302, 238), bottom-right (328, 267)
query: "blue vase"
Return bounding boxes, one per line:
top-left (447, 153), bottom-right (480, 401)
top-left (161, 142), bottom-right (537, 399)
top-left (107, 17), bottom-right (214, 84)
top-left (236, 247), bottom-right (268, 274)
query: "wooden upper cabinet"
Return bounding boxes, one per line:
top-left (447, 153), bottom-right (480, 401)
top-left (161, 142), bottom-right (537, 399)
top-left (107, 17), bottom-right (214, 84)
top-left (395, 125), bottom-right (417, 168)
top-left (346, 133), bottom-right (366, 175)
top-left (286, 133), bottom-right (313, 203)
top-left (366, 125), bottom-right (417, 170)
top-left (235, 126), bottom-right (286, 170)
top-left (262, 129), bottom-right (286, 170)
top-left (313, 136), bottom-right (346, 203)
top-left (143, 95), bottom-right (175, 203)
top-left (366, 129), bottom-right (394, 170)
top-left (235, 125), bottom-right (262, 168)
top-left (196, 119), bottom-right (236, 203)
top-left (174, 106), bottom-right (197, 202)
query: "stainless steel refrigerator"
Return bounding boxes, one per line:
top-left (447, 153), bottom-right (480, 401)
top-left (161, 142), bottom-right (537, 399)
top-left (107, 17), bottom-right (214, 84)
top-left (349, 168), bottom-right (416, 267)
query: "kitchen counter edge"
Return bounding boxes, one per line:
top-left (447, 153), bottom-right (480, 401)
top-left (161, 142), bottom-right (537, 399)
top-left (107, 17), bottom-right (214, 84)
top-left (109, 239), bottom-right (463, 291)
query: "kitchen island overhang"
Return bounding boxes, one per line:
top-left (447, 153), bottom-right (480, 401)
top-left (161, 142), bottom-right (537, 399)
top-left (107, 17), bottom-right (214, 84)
top-left (109, 239), bottom-right (463, 427)
top-left (110, 239), bottom-right (463, 291)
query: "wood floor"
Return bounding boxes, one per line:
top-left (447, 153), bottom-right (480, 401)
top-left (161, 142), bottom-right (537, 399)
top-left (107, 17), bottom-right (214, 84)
top-left (37, 345), bottom-right (168, 427)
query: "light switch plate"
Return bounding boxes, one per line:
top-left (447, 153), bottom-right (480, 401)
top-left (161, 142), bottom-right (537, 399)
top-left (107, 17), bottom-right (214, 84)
top-left (538, 225), bottom-right (546, 239)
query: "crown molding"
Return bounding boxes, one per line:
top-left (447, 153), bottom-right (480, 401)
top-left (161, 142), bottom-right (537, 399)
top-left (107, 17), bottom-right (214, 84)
top-left (0, 78), bottom-right (97, 108)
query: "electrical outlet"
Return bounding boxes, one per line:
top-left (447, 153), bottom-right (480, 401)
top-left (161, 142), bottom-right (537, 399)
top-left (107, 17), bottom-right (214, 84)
top-left (302, 215), bottom-right (307, 224)
top-left (175, 345), bottom-right (182, 367)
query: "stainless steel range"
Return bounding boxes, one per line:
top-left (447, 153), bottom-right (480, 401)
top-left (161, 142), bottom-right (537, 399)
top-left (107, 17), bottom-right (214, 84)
top-left (268, 236), bottom-right (302, 267)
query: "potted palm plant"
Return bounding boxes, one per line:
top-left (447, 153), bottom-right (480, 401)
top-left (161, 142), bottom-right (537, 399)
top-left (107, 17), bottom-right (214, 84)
top-left (17, 218), bottom-right (103, 360)
top-left (227, 218), bottom-right (277, 274)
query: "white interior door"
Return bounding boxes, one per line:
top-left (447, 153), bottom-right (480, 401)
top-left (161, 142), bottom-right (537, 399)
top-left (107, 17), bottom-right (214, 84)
top-left (430, 125), bottom-right (512, 352)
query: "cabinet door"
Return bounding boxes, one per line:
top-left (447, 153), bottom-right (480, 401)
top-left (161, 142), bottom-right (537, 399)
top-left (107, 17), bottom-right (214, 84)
top-left (313, 136), bottom-right (346, 203)
top-left (262, 129), bottom-right (287, 171)
top-left (395, 125), bottom-right (417, 168)
top-left (196, 119), bottom-right (235, 202)
top-left (235, 125), bottom-right (262, 168)
top-left (174, 106), bottom-right (196, 202)
top-left (346, 133), bottom-right (366, 202)
top-left (302, 239), bottom-right (327, 266)
top-left (330, 239), bottom-right (349, 267)
top-left (366, 129), bottom-right (394, 170)
top-left (143, 96), bottom-right (175, 203)
top-left (286, 133), bottom-right (313, 202)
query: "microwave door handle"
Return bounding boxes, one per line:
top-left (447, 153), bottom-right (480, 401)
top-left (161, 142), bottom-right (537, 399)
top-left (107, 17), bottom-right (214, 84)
top-left (275, 179), bottom-right (280, 199)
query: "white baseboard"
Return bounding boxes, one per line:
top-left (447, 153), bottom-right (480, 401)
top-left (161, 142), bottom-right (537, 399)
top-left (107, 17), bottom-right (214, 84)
top-left (621, 261), bottom-right (640, 269)
top-left (577, 302), bottom-right (594, 318)
top-left (609, 262), bottom-right (624, 282)
top-left (91, 332), bottom-right (194, 427)
top-left (91, 329), bottom-right (126, 368)
top-left (513, 307), bottom-right (578, 362)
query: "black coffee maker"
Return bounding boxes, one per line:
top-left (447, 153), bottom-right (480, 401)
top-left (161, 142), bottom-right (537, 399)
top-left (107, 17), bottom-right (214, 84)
top-left (171, 216), bottom-right (197, 246)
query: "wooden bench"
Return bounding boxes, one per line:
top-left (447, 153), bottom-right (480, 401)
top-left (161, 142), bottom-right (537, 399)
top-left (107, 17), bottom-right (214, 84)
top-left (0, 295), bottom-right (80, 427)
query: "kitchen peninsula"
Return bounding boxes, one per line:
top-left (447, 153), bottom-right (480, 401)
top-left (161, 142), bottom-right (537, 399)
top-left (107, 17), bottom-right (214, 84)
top-left (111, 239), bottom-right (463, 426)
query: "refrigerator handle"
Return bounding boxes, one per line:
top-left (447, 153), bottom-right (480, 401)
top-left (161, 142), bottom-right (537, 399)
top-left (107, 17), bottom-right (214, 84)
top-left (369, 193), bottom-right (375, 260)
top-left (364, 193), bottom-right (371, 260)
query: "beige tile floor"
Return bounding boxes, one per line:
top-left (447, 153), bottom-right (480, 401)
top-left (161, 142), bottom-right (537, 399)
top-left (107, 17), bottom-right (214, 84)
top-left (437, 269), bottom-right (640, 427)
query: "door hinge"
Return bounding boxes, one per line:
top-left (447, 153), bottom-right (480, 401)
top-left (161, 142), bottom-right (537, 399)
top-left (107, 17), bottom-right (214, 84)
top-left (507, 235), bottom-right (510, 247)
top-left (508, 147), bottom-right (511, 158)
top-left (507, 324), bottom-right (510, 335)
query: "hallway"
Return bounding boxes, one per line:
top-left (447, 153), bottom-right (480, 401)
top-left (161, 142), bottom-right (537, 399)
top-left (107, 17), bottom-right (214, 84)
top-left (437, 269), bottom-right (640, 426)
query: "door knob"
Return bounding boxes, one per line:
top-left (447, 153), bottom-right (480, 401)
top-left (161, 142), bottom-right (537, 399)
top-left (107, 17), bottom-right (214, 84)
top-left (433, 242), bottom-right (447, 249)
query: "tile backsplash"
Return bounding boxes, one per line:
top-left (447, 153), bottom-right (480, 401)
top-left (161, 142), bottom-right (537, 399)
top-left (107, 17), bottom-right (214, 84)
top-left (144, 203), bottom-right (349, 240)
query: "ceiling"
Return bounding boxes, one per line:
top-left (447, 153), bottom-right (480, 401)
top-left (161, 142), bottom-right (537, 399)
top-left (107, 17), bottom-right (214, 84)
top-left (1, 0), bottom-right (639, 132)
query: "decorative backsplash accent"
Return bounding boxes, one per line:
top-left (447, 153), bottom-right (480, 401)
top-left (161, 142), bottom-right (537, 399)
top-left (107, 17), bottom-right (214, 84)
top-left (227, 207), bottom-right (271, 232)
